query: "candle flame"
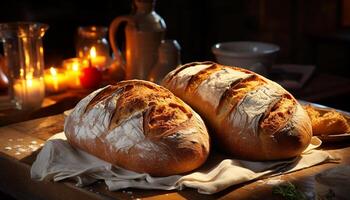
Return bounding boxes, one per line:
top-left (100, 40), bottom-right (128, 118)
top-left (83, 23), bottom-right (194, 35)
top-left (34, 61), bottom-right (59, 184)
top-left (50, 67), bottom-right (57, 76)
top-left (90, 46), bottom-right (97, 58)
top-left (27, 78), bottom-right (33, 87)
top-left (72, 63), bottom-right (79, 71)
top-left (26, 74), bottom-right (33, 79)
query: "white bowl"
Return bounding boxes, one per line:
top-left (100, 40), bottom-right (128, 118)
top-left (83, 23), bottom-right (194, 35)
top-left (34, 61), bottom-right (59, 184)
top-left (212, 41), bottom-right (280, 75)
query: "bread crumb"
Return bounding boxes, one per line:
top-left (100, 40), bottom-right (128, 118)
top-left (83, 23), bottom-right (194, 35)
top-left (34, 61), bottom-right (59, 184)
top-left (29, 145), bottom-right (39, 151)
top-left (18, 148), bottom-right (27, 152)
top-left (4, 147), bottom-right (12, 151)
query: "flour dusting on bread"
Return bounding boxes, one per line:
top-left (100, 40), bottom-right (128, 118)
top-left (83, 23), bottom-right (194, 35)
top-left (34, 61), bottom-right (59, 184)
top-left (64, 80), bottom-right (210, 176)
top-left (162, 61), bottom-right (312, 160)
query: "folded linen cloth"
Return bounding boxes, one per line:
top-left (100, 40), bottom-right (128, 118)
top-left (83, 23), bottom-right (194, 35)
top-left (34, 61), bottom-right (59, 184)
top-left (31, 132), bottom-right (334, 194)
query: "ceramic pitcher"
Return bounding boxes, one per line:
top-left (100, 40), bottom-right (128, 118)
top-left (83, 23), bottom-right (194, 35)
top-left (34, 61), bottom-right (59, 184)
top-left (109, 0), bottom-right (166, 80)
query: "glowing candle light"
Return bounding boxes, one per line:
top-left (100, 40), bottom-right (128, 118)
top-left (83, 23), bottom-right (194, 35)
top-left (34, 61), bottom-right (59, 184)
top-left (63, 58), bottom-right (89, 89)
top-left (89, 46), bottom-right (107, 69)
top-left (44, 67), bottom-right (67, 93)
top-left (13, 74), bottom-right (45, 110)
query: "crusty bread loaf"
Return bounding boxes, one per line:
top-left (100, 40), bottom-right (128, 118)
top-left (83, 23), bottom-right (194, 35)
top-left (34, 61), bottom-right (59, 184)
top-left (64, 80), bottom-right (210, 176)
top-left (304, 105), bottom-right (350, 135)
top-left (162, 61), bottom-right (312, 160)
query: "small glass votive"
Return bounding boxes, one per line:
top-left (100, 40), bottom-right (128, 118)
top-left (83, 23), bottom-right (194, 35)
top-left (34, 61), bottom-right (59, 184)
top-left (62, 58), bottom-right (89, 89)
top-left (44, 67), bottom-right (68, 93)
top-left (76, 26), bottom-right (111, 70)
top-left (0, 22), bottom-right (48, 111)
top-left (13, 76), bottom-right (45, 110)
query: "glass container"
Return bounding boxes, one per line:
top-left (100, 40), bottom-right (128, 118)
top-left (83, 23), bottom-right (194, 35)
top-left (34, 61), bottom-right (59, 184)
top-left (76, 26), bottom-right (111, 70)
top-left (0, 22), bottom-right (48, 110)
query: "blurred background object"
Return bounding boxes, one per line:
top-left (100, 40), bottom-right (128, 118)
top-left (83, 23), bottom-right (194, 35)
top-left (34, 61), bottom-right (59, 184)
top-left (148, 39), bottom-right (181, 84)
top-left (76, 26), bottom-right (111, 71)
top-left (109, 0), bottom-right (166, 80)
top-left (211, 41), bottom-right (280, 76)
top-left (0, 0), bottom-right (349, 111)
top-left (0, 0), bottom-right (346, 73)
top-left (0, 22), bottom-right (48, 111)
top-left (0, 55), bottom-right (9, 91)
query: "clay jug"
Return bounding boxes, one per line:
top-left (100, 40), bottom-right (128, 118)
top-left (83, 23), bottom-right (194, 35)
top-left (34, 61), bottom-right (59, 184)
top-left (109, 0), bottom-right (166, 80)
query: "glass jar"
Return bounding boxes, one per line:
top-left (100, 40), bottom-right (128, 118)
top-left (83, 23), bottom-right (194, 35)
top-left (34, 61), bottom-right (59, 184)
top-left (76, 26), bottom-right (111, 70)
top-left (0, 22), bottom-right (48, 111)
top-left (62, 58), bottom-right (89, 89)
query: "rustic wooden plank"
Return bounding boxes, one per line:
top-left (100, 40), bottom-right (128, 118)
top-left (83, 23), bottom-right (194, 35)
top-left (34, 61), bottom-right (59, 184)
top-left (0, 126), bottom-right (45, 160)
top-left (7, 114), bottom-right (65, 141)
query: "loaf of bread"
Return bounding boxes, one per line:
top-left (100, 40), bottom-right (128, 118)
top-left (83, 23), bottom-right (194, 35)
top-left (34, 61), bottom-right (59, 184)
top-left (304, 105), bottom-right (350, 135)
top-left (162, 61), bottom-right (312, 160)
top-left (64, 80), bottom-right (210, 176)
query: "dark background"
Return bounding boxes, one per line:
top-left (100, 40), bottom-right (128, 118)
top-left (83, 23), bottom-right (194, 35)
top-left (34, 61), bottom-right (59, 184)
top-left (1, 0), bottom-right (349, 73)
top-left (0, 0), bottom-right (350, 108)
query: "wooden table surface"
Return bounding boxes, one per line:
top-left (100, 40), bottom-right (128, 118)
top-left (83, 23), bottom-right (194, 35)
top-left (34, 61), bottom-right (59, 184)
top-left (0, 113), bottom-right (350, 200)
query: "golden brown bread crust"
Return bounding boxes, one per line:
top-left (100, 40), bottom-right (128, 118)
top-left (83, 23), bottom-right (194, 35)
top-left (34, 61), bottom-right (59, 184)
top-left (304, 105), bottom-right (350, 135)
top-left (260, 94), bottom-right (296, 134)
top-left (64, 80), bottom-right (210, 176)
top-left (162, 61), bottom-right (312, 160)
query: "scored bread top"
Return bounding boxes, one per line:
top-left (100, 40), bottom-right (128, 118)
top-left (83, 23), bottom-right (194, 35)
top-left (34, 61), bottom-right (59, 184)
top-left (64, 80), bottom-right (210, 176)
top-left (162, 61), bottom-right (312, 160)
top-left (163, 62), bottom-right (293, 135)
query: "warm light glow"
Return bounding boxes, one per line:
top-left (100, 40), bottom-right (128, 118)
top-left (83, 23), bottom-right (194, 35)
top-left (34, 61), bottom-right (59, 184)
top-left (27, 78), bottom-right (33, 87)
top-left (22, 38), bottom-right (31, 68)
top-left (72, 63), bottom-right (79, 71)
top-left (90, 46), bottom-right (97, 58)
top-left (13, 77), bottom-right (45, 110)
top-left (50, 67), bottom-right (57, 76)
top-left (26, 72), bottom-right (33, 79)
top-left (44, 67), bottom-right (67, 93)
top-left (62, 58), bottom-right (89, 89)
top-left (78, 50), bottom-right (84, 58)
top-left (88, 47), bottom-right (107, 69)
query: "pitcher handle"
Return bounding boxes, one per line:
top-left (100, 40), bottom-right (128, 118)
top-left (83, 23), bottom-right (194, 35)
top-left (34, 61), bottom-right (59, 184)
top-left (109, 16), bottom-right (135, 69)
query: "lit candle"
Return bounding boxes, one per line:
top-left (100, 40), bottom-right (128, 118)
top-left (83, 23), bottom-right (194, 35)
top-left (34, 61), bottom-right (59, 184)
top-left (44, 67), bottom-right (67, 93)
top-left (63, 58), bottom-right (88, 89)
top-left (89, 46), bottom-right (107, 69)
top-left (13, 76), bottom-right (45, 110)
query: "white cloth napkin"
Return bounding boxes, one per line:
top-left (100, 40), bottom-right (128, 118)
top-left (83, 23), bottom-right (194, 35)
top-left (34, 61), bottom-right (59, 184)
top-left (31, 132), bottom-right (334, 194)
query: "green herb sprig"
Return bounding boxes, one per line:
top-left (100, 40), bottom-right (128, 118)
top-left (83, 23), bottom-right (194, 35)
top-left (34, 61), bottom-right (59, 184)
top-left (272, 182), bottom-right (307, 200)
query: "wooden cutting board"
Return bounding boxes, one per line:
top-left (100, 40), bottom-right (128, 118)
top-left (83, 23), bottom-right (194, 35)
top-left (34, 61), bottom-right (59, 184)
top-left (0, 114), bottom-right (349, 200)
